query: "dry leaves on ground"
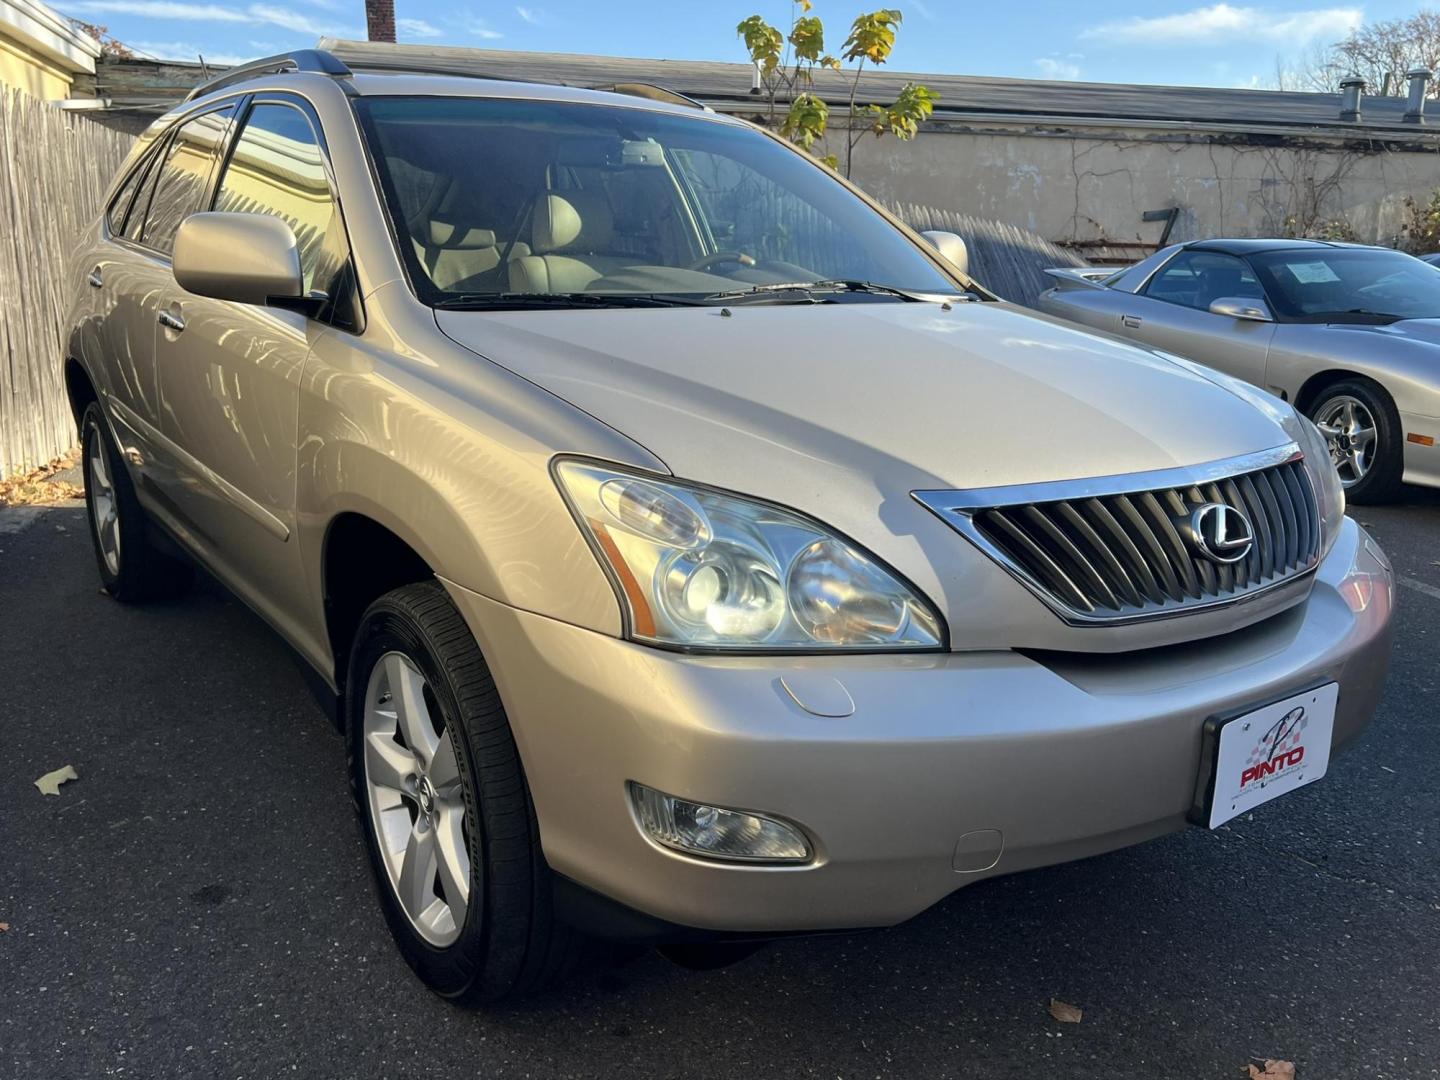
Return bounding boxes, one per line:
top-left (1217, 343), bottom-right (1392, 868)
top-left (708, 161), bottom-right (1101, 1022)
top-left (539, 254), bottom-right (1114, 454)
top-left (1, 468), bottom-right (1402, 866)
top-left (34, 765), bottom-right (79, 796)
top-left (0, 922), bottom-right (10, 932)
top-left (0, 449), bottom-right (82, 507)
top-left (1248, 1060), bottom-right (1296, 1079)
top-left (1048, 998), bottom-right (1083, 1023)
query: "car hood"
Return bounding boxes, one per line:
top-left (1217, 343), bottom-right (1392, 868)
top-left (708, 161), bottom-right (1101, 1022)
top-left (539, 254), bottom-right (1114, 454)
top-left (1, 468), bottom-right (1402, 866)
top-left (1327, 316), bottom-right (1440, 345)
top-left (436, 300), bottom-right (1298, 653)
top-left (436, 300), bottom-right (1290, 494)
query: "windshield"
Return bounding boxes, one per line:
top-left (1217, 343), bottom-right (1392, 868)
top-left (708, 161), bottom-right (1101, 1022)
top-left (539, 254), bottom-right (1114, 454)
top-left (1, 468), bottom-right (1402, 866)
top-left (1250, 248), bottom-right (1440, 322)
top-left (355, 96), bottom-right (958, 307)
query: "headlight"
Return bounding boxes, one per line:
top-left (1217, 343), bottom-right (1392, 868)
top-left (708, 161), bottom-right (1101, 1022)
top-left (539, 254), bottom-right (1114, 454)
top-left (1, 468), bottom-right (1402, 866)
top-left (554, 459), bottom-right (945, 651)
top-left (1291, 409), bottom-right (1346, 562)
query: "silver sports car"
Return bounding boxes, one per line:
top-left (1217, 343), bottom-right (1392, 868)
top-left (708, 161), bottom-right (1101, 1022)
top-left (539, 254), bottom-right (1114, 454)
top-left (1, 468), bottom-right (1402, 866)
top-left (1039, 239), bottom-right (1440, 503)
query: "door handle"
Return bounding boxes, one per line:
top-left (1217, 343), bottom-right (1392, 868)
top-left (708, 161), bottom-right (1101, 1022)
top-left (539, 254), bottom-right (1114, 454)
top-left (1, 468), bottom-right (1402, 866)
top-left (1121, 314), bottom-right (1143, 329)
top-left (87, 267), bottom-right (103, 289)
top-left (157, 309), bottom-right (186, 333)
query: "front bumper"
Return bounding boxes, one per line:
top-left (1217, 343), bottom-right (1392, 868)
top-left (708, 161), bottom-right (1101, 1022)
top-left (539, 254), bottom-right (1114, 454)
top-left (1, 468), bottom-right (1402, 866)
top-left (443, 518), bottom-right (1393, 935)
top-left (1401, 408), bottom-right (1440, 489)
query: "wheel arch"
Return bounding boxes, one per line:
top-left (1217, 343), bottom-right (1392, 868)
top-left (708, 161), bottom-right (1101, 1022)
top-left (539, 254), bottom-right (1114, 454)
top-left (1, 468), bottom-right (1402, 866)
top-left (1293, 368), bottom-right (1374, 416)
top-left (64, 358), bottom-right (99, 424)
top-left (320, 509), bottom-right (438, 709)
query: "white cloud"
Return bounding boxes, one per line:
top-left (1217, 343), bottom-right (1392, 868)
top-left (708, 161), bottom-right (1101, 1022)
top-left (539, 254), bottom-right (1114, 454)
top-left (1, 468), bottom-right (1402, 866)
top-left (1036, 57), bottom-right (1082, 80)
top-left (67, 1), bottom-right (248, 21)
top-left (130, 39), bottom-right (252, 65)
top-left (1080, 3), bottom-right (1362, 46)
top-left (397, 16), bottom-right (442, 38)
top-left (467, 18), bottom-right (503, 39)
top-left (66, 0), bottom-right (358, 37)
top-left (515, 5), bottom-right (546, 24)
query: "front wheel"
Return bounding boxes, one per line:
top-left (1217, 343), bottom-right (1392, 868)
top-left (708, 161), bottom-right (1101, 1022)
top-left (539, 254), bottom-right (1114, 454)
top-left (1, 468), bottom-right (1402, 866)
top-left (1308, 379), bottom-right (1406, 505)
top-left (346, 581), bottom-right (588, 1004)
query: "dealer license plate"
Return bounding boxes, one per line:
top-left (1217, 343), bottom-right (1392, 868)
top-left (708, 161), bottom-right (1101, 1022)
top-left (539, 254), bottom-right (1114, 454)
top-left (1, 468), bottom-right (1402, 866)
top-left (1193, 683), bottom-right (1339, 829)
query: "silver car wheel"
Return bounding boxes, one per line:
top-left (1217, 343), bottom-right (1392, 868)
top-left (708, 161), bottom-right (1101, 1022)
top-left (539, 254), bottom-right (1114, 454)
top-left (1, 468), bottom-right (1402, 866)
top-left (362, 651), bottom-right (472, 948)
top-left (1314, 395), bottom-right (1377, 488)
top-left (86, 424), bottom-right (121, 576)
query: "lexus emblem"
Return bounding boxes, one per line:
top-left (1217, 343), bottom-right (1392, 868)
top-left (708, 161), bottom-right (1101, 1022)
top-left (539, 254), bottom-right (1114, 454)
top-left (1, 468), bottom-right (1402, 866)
top-left (1186, 502), bottom-right (1255, 564)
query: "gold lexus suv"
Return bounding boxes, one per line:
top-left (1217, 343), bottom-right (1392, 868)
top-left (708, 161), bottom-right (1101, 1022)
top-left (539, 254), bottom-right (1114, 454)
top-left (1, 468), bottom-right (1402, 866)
top-left (62, 50), bottom-right (1395, 1003)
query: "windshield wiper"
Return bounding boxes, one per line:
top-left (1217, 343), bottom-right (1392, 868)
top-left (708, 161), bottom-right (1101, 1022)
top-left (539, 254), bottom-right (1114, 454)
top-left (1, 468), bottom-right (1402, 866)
top-left (704, 279), bottom-right (963, 304)
top-left (1336, 308), bottom-right (1409, 321)
top-left (432, 292), bottom-right (701, 311)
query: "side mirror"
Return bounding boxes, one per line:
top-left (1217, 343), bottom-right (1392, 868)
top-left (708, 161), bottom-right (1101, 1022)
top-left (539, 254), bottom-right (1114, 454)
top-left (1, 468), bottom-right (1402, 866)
top-left (1208, 296), bottom-right (1273, 322)
top-left (920, 230), bottom-right (968, 276)
top-left (173, 212), bottom-right (306, 308)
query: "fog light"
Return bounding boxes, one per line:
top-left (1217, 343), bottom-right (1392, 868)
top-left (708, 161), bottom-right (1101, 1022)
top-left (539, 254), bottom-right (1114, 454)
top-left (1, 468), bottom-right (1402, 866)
top-left (629, 783), bottom-right (812, 863)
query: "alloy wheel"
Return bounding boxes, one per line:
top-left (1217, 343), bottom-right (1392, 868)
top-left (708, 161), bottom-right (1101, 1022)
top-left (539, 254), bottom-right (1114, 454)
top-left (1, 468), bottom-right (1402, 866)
top-left (86, 423), bottom-right (121, 576)
top-left (362, 651), bottom-right (473, 947)
top-left (1314, 395), bottom-right (1377, 488)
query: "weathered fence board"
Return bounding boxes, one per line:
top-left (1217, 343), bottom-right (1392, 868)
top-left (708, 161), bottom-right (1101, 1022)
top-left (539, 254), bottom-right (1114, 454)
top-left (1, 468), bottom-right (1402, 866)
top-left (0, 89), bottom-right (133, 479)
top-left (888, 202), bottom-right (1088, 308)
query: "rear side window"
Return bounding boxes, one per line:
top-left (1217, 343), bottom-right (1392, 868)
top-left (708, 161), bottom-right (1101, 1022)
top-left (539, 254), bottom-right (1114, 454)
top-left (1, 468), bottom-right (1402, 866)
top-left (213, 102), bottom-right (346, 298)
top-left (1144, 250), bottom-right (1264, 311)
top-left (106, 146), bottom-right (157, 235)
top-left (140, 105), bottom-right (235, 255)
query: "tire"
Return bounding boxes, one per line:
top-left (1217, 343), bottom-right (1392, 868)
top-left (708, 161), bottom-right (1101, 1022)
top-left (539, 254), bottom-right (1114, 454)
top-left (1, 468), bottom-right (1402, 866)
top-left (80, 401), bottom-right (192, 602)
top-left (1307, 378), bottom-right (1406, 505)
top-left (346, 580), bottom-right (588, 1004)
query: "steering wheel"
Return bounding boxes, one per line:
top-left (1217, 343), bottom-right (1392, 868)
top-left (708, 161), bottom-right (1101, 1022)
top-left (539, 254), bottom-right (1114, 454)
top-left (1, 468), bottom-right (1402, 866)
top-left (687, 251), bottom-right (757, 273)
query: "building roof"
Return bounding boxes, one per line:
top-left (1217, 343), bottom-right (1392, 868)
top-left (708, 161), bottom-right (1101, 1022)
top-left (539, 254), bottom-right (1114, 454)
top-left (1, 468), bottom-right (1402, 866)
top-left (319, 38), bottom-right (1440, 139)
top-left (87, 37), bottom-right (1440, 141)
top-left (0, 0), bottom-right (100, 78)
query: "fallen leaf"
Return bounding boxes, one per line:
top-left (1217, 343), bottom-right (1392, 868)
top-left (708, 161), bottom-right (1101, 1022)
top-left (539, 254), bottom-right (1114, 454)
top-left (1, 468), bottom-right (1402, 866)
top-left (1049, 998), bottom-right (1082, 1023)
top-left (0, 922), bottom-right (10, 932)
top-left (34, 765), bottom-right (79, 796)
top-left (1248, 1061), bottom-right (1296, 1079)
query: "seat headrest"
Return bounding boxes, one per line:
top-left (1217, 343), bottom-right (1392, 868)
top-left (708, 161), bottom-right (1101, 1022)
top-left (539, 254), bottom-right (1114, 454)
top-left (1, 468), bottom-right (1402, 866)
top-left (532, 191), bottom-right (615, 254)
top-left (423, 221), bottom-right (497, 250)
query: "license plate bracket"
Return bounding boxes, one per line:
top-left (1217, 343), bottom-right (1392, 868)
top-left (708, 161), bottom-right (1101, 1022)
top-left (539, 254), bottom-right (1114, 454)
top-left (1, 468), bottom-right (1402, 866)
top-left (1190, 682), bottom-right (1339, 829)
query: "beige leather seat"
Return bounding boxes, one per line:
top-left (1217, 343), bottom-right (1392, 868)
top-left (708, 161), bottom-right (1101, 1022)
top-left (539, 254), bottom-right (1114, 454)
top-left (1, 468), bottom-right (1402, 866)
top-left (411, 220), bottom-right (530, 292)
top-left (508, 191), bottom-right (635, 294)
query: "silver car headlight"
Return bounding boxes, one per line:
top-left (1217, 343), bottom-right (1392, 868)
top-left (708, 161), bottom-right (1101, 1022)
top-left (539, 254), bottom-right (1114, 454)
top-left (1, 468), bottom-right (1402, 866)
top-left (1148, 349), bottom-right (1345, 563)
top-left (554, 459), bottom-right (945, 651)
top-left (1292, 409), bottom-right (1346, 561)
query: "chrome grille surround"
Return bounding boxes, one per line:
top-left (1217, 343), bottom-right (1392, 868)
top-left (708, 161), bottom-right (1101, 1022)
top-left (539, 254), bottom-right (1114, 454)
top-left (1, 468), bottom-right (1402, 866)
top-left (913, 444), bottom-right (1321, 626)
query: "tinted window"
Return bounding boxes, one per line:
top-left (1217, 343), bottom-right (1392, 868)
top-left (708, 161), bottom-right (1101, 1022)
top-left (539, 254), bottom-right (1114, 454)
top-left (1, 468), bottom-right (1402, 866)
top-left (356, 96), bottom-right (957, 304)
top-left (140, 105), bottom-right (234, 255)
top-left (214, 102), bottom-right (346, 298)
top-left (1145, 250), bottom-right (1264, 311)
top-left (1251, 248), bottom-right (1440, 321)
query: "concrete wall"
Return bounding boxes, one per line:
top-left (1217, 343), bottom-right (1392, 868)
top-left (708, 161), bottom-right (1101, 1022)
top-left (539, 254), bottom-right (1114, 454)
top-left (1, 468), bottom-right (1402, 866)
top-left (844, 120), bottom-right (1440, 249)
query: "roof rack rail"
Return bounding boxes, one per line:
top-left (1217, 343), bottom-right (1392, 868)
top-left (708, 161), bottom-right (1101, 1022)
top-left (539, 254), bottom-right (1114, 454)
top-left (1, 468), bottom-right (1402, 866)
top-left (184, 49), bottom-right (352, 102)
top-left (591, 82), bottom-right (712, 111)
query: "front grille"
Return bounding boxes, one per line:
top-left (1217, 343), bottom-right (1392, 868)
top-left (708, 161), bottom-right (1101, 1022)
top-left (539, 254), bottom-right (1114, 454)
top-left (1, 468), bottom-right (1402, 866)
top-left (914, 447), bottom-right (1321, 623)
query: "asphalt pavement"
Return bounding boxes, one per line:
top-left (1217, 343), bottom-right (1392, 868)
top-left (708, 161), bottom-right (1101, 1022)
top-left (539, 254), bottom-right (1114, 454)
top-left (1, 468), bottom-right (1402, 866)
top-left (2, 492), bottom-right (1437, 1080)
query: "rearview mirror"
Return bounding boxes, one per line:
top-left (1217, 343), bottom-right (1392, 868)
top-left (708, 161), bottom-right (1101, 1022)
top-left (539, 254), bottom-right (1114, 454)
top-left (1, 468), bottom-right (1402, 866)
top-left (920, 230), bottom-right (968, 276)
top-left (1208, 296), bottom-right (1273, 322)
top-left (173, 212), bottom-right (305, 308)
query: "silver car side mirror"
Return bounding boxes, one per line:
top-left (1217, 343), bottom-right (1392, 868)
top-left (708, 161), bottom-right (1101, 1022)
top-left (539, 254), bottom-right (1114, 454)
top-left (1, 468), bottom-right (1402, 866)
top-left (1208, 296), bottom-right (1273, 322)
top-left (920, 230), bottom-right (968, 276)
top-left (173, 212), bottom-right (305, 307)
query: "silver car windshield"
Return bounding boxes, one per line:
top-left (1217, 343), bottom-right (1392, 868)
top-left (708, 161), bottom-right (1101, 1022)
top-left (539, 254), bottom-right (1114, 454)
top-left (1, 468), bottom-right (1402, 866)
top-left (355, 96), bottom-right (957, 308)
top-left (1250, 248), bottom-right (1440, 322)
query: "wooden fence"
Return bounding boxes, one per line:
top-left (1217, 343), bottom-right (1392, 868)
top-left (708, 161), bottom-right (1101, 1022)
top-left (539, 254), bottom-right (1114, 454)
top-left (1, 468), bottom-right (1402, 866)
top-left (888, 202), bottom-right (1088, 307)
top-left (0, 88), bottom-right (134, 479)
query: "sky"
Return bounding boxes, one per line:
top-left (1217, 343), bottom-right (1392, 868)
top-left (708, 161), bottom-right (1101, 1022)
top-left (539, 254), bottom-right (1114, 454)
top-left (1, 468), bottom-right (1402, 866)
top-left (52, 0), bottom-right (1428, 89)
